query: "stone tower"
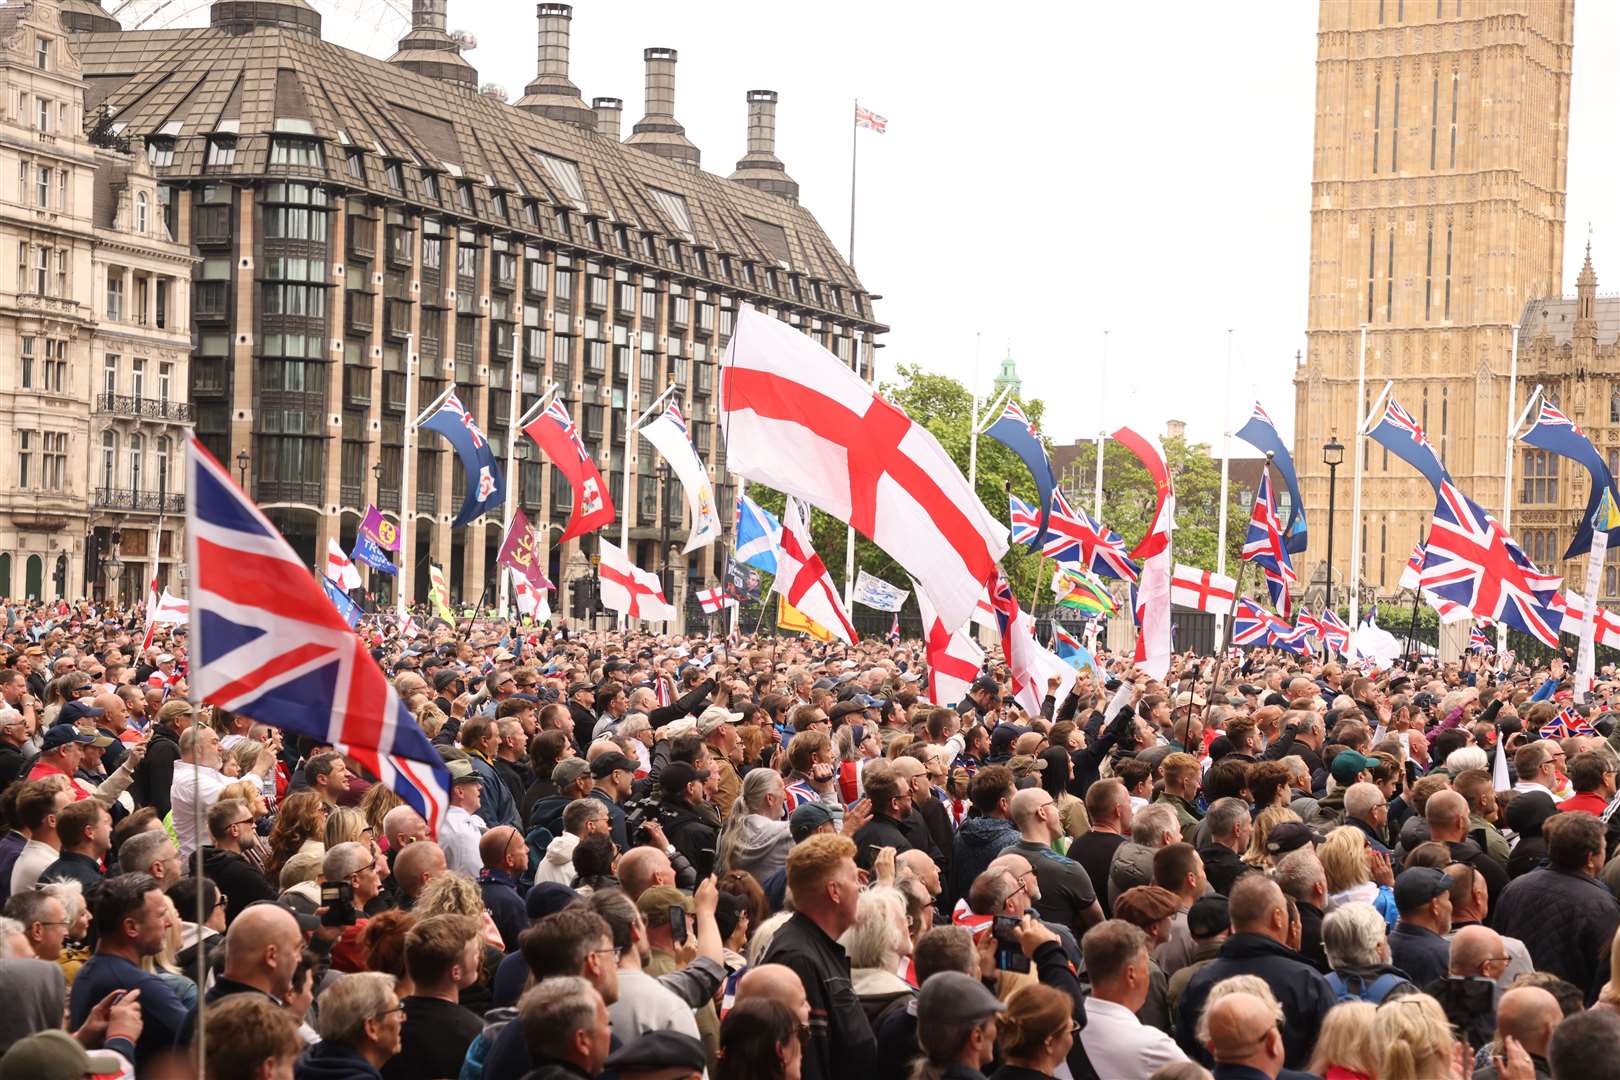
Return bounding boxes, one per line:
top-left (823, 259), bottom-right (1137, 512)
top-left (1292, 0), bottom-right (1574, 599)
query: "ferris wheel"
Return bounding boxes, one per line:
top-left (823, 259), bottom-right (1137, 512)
top-left (105, 0), bottom-right (440, 58)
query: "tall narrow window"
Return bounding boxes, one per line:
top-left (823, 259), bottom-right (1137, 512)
top-left (1367, 231), bottom-right (1377, 323)
top-left (1449, 72), bottom-right (1459, 168)
top-left (100, 431), bottom-right (115, 491)
top-left (1372, 78), bottom-right (1383, 174)
top-left (1429, 74), bottom-right (1439, 169)
top-left (1443, 224), bottom-right (1453, 319)
top-left (128, 433), bottom-right (143, 493)
top-left (1441, 386), bottom-right (1449, 441)
top-left (1422, 386), bottom-right (1430, 430)
top-left (1379, 0), bottom-right (1385, 22)
top-left (1391, 76), bottom-right (1401, 171)
top-left (1424, 223), bottom-right (1434, 319)
top-left (1386, 227), bottom-right (1395, 319)
top-left (1398, 0), bottom-right (1403, 19)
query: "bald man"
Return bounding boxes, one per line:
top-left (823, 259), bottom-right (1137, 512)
top-left (394, 841), bottom-right (447, 910)
top-left (1426, 789), bottom-right (1509, 915)
top-left (89, 693), bottom-right (129, 772)
top-left (1206, 991), bottom-right (1287, 1079)
top-left (479, 825), bottom-right (529, 952)
top-left (735, 963), bottom-right (811, 1026)
top-left (897, 848), bottom-right (942, 905)
top-left (382, 806), bottom-right (430, 850)
top-left (178, 901), bottom-right (305, 1044)
top-left (1446, 924), bottom-right (1512, 1050)
top-left (1482, 986), bottom-right (1561, 1080)
top-left (619, 846), bottom-right (676, 901)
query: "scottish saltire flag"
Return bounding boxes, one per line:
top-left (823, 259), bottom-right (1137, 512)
top-left (1243, 469), bottom-right (1297, 586)
top-left (184, 438), bottom-right (449, 834)
top-left (1318, 609), bottom-right (1351, 654)
top-left (1011, 490), bottom-right (1139, 583)
top-left (321, 577), bottom-right (363, 628)
top-left (1519, 399), bottom-right (1620, 558)
top-left (986, 400), bottom-right (1057, 553)
top-left (421, 392), bottom-right (505, 527)
top-left (1236, 403), bottom-right (1307, 554)
top-left (734, 494), bottom-right (783, 575)
top-left (351, 533), bottom-right (397, 576)
top-left (1366, 395), bottom-right (1449, 494)
top-left (1418, 481), bottom-right (1562, 645)
top-left (1232, 599), bottom-right (1271, 646)
top-left (1468, 626), bottom-right (1494, 654)
top-left (1052, 625), bottom-right (1103, 676)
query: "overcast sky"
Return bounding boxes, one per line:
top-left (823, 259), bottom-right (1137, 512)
top-left (135, 0), bottom-right (1620, 453)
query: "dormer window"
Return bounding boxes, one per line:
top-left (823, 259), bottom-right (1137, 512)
top-left (456, 182), bottom-right (474, 211)
top-left (35, 37), bottom-right (48, 71)
top-left (269, 137), bottom-right (323, 169)
top-left (135, 192), bottom-right (148, 233)
top-left (421, 171), bottom-right (441, 201)
top-left (206, 135), bottom-right (237, 167)
top-left (384, 161), bottom-right (404, 192)
top-left (146, 138), bottom-right (176, 167)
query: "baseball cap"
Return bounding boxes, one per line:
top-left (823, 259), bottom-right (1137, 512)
top-left (1329, 750), bottom-right (1381, 785)
top-left (1007, 754), bottom-right (1047, 777)
top-left (0, 1028), bottom-right (124, 1080)
top-left (990, 724), bottom-right (1028, 754)
top-left (552, 758), bottom-right (592, 787)
top-left (568, 681), bottom-right (596, 697)
top-left (57, 700), bottom-right (105, 724)
top-left (1265, 821), bottom-right (1323, 857)
top-left (1394, 867), bottom-right (1452, 913)
top-left (590, 751), bottom-right (637, 778)
top-left (636, 885), bottom-right (693, 925)
top-left (917, 971), bottom-right (1007, 1027)
top-left (970, 675), bottom-right (998, 695)
top-left (1187, 895), bottom-right (1231, 940)
top-left (789, 802), bottom-right (836, 841)
top-left (659, 761), bottom-right (711, 794)
top-left (604, 1032), bottom-right (707, 1077)
top-left (696, 705), bottom-right (742, 736)
top-left (41, 724), bottom-right (96, 751)
top-left (526, 882), bottom-right (579, 920)
top-left (447, 759), bottom-right (480, 786)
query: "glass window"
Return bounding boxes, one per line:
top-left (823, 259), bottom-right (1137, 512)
top-left (1521, 449), bottom-right (1559, 505)
top-left (135, 192), bottom-right (148, 233)
top-left (535, 152), bottom-right (587, 208)
top-left (270, 138), bottom-right (324, 169)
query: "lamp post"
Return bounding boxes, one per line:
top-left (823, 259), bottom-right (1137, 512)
top-left (235, 450), bottom-right (249, 488)
top-left (1323, 435), bottom-right (1344, 614)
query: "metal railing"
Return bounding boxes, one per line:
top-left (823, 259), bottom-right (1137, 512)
top-left (95, 393), bottom-right (194, 422)
top-left (94, 488), bottom-right (184, 513)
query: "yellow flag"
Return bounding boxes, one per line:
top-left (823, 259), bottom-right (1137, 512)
top-left (778, 595), bottom-right (832, 642)
top-left (1596, 487), bottom-right (1620, 533)
top-left (429, 564), bottom-right (457, 626)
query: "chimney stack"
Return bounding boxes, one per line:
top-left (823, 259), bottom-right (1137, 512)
top-left (388, 0), bottom-right (477, 88)
top-left (515, 4), bottom-right (595, 130)
top-left (59, 0), bottom-right (122, 33)
top-left (626, 47), bottom-right (700, 167)
top-left (729, 90), bottom-right (799, 202)
top-left (593, 97), bottom-right (623, 140)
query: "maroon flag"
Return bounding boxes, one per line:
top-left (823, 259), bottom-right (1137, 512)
top-left (497, 509), bottom-right (554, 590)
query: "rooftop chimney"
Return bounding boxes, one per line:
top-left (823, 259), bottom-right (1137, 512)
top-left (729, 90), bottom-right (799, 202)
top-left (626, 47), bottom-right (700, 167)
top-left (515, 4), bottom-right (594, 130)
top-left (593, 97), bottom-right (623, 140)
top-left (59, 0), bottom-right (121, 33)
top-left (211, 0), bottom-right (322, 36)
top-left (388, 0), bottom-right (478, 89)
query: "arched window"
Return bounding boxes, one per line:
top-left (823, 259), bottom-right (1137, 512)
top-left (100, 430), bottom-right (116, 491)
top-left (1610, 385), bottom-right (1620, 424)
top-left (134, 191), bottom-right (147, 233)
top-left (128, 433), bottom-right (143, 493)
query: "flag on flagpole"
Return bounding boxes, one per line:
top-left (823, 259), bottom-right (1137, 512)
top-left (771, 497), bottom-right (858, 644)
top-left (1010, 489), bottom-right (1139, 583)
top-left (1236, 403), bottom-right (1308, 554)
top-left (496, 508), bottom-right (554, 590)
top-left (509, 567), bottom-right (550, 623)
top-left (734, 494), bottom-right (783, 574)
top-left (915, 578), bottom-right (985, 708)
top-left (324, 538), bottom-right (362, 592)
top-left (185, 437), bottom-right (448, 835)
top-left (696, 586), bottom-right (734, 614)
top-left (852, 569), bottom-right (909, 612)
top-left (359, 505), bottom-right (401, 552)
top-left (1519, 398), bottom-right (1620, 558)
top-left (887, 612), bottom-right (900, 644)
top-left (420, 392), bottom-right (505, 527)
top-left (1468, 626), bottom-right (1494, 653)
top-left (778, 595), bottom-right (833, 642)
top-left (987, 568), bottom-right (1075, 715)
top-left (428, 564), bottom-right (456, 626)
top-left (321, 577), bottom-right (363, 628)
top-left (351, 533), bottom-right (396, 576)
top-left (523, 396), bottom-right (616, 543)
top-left (1170, 564), bottom-right (1237, 615)
top-left (1111, 427), bottom-right (1173, 680)
top-left (1052, 625), bottom-right (1103, 677)
top-left (638, 399), bottom-right (722, 553)
top-left (1052, 567), bottom-right (1117, 615)
top-left (1232, 599), bottom-right (1271, 647)
top-left (1317, 609), bottom-right (1351, 655)
top-left (597, 539), bottom-right (676, 623)
top-left (986, 400), bottom-right (1058, 553)
top-left (854, 104), bottom-right (887, 132)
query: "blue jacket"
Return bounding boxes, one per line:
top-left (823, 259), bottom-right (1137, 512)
top-left (948, 816), bottom-right (1021, 909)
top-left (479, 869), bottom-right (528, 954)
top-left (1176, 933), bottom-right (1335, 1070)
top-left (468, 751), bottom-right (519, 830)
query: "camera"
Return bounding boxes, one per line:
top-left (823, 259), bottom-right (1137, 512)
top-left (320, 881), bottom-right (358, 928)
top-left (992, 915), bottom-right (1030, 973)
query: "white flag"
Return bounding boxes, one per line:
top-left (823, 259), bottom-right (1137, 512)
top-left (149, 590), bottom-right (190, 625)
top-left (772, 497), bottom-right (858, 644)
top-left (325, 538), bottom-right (362, 591)
top-left (638, 400), bottom-right (722, 554)
top-left (853, 569), bottom-right (909, 612)
top-left (598, 539), bottom-right (677, 623)
top-left (511, 567), bottom-right (552, 624)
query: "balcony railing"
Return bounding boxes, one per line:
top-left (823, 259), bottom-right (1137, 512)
top-left (94, 488), bottom-right (184, 513)
top-left (95, 393), bottom-right (194, 423)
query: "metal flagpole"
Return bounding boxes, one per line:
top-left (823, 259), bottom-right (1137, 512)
top-left (1215, 329), bottom-right (1233, 646)
top-left (1348, 325), bottom-right (1368, 627)
top-left (844, 98), bottom-right (860, 612)
top-left (1498, 324), bottom-right (1521, 655)
top-left (497, 279), bottom-right (529, 618)
top-left (396, 333), bottom-right (417, 620)
top-left (622, 383), bottom-right (680, 628)
top-left (1093, 330), bottom-right (1109, 523)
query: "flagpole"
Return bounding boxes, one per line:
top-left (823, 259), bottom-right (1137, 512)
top-left (1093, 330), bottom-right (1108, 524)
top-left (844, 98), bottom-right (862, 613)
top-left (968, 331), bottom-right (983, 488)
top-left (1348, 324), bottom-right (1367, 627)
top-left (1497, 323), bottom-right (1520, 656)
top-left (497, 285), bottom-right (530, 619)
top-left (1215, 329), bottom-right (1233, 646)
top-left (397, 333), bottom-right (417, 620)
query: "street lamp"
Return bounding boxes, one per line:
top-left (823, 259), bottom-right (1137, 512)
top-left (235, 450), bottom-right (249, 487)
top-left (1323, 435), bottom-right (1345, 613)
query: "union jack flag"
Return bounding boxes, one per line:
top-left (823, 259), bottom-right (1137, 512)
top-left (1317, 609), bottom-right (1351, 654)
top-left (1468, 626), bottom-right (1494, 654)
top-left (1541, 705), bottom-right (1595, 740)
top-left (662, 401), bottom-right (691, 440)
top-left (1009, 490), bottom-right (1139, 583)
top-left (1262, 565), bottom-right (1293, 619)
top-left (1232, 599), bottom-right (1272, 647)
top-left (1272, 619), bottom-right (1316, 656)
top-left (854, 105), bottom-right (887, 132)
top-left (1243, 468), bottom-right (1296, 586)
top-left (999, 399), bottom-right (1039, 441)
top-left (542, 398), bottom-right (592, 463)
top-left (185, 439), bottom-right (449, 833)
top-left (1399, 542), bottom-right (1426, 590)
top-left (1418, 481), bottom-right (1563, 646)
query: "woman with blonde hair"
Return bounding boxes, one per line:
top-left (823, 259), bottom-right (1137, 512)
top-left (1243, 807), bottom-right (1302, 868)
top-left (840, 886), bottom-right (914, 1029)
top-left (324, 806), bottom-right (373, 850)
top-left (415, 703), bottom-right (448, 741)
top-left (265, 790), bottom-right (328, 883)
top-left (1373, 993), bottom-right (1468, 1080)
top-left (1307, 1001), bottom-right (1379, 1080)
top-left (990, 983), bottom-right (1075, 1080)
top-left (1318, 826), bottom-right (1397, 927)
top-left (229, 738), bottom-right (266, 783)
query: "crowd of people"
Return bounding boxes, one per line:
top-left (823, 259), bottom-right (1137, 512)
top-left (2, 598), bottom-right (1620, 1080)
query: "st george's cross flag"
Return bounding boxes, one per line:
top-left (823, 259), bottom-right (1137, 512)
top-left (420, 392), bottom-right (505, 528)
top-left (987, 567), bottom-right (1075, 716)
top-left (597, 539), bottom-right (677, 623)
top-left (1112, 427), bottom-right (1173, 680)
top-left (721, 304), bottom-right (1007, 634)
top-left (696, 587), bottom-right (735, 614)
top-left (324, 538), bottom-right (362, 592)
top-left (1170, 564), bottom-right (1237, 615)
top-left (914, 580), bottom-right (984, 708)
top-left (524, 396), bottom-right (615, 543)
top-left (638, 400), bottom-right (722, 553)
top-left (510, 568), bottom-right (551, 624)
top-left (772, 497), bottom-right (858, 645)
top-left (1552, 591), bottom-right (1620, 651)
top-left (185, 438), bottom-right (449, 834)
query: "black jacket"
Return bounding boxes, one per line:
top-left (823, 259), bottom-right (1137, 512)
top-left (655, 796), bottom-right (718, 881)
top-left (914, 795), bottom-right (956, 881)
top-left (0, 743), bottom-right (26, 790)
top-left (1507, 833), bottom-right (1550, 879)
top-left (1295, 900), bottom-right (1328, 973)
top-left (1442, 837), bottom-right (1509, 917)
top-left (294, 1041), bottom-right (384, 1080)
top-left (1389, 922), bottom-right (1451, 988)
top-left (565, 702), bottom-right (595, 755)
top-left (761, 911), bottom-right (878, 1080)
top-left (1009, 839), bottom-right (1097, 935)
top-left (1494, 866), bottom-right (1620, 997)
top-left (493, 756), bottom-right (533, 810)
top-left (588, 787), bottom-right (630, 850)
top-left (130, 724), bottom-right (183, 817)
top-left (853, 813), bottom-right (914, 871)
top-left (1175, 933), bottom-right (1335, 1070)
top-left (528, 791), bottom-right (571, 836)
top-left (201, 847), bottom-right (277, 924)
top-left (1197, 843), bottom-right (1249, 897)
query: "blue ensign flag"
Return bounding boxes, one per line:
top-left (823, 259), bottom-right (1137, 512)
top-left (420, 392), bottom-right (505, 527)
top-left (985, 399), bottom-right (1057, 552)
top-left (1235, 403), bottom-right (1308, 554)
top-left (1518, 398), bottom-right (1620, 558)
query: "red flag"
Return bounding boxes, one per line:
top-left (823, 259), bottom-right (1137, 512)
top-left (522, 398), bottom-right (615, 543)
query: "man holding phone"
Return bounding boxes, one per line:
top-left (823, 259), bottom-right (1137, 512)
top-left (638, 886), bottom-right (719, 1061)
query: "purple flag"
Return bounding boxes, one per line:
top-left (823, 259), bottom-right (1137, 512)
top-left (360, 504), bottom-right (401, 552)
top-left (497, 509), bottom-right (554, 590)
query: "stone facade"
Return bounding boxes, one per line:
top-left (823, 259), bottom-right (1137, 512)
top-left (1291, 0), bottom-right (1573, 604)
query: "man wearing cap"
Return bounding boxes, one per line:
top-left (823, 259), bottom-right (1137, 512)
top-left (602, 1030), bottom-right (706, 1080)
top-left (531, 757), bottom-right (595, 837)
top-left (912, 970), bottom-right (1005, 1080)
top-left (1313, 750), bottom-right (1380, 827)
top-left (440, 758), bottom-right (488, 877)
top-left (639, 886), bottom-right (720, 1061)
top-left (957, 675), bottom-right (999, 721)
top-left (0, 1027), bottom-right (135, 1080)
top-left (692, 707), bottom-right (739, 813)
top-left (1387, 866), bottom-right (1455, 988)
top-left (653, 762), bottom-right (718, 880)
top-left (145, 653), bottom-right (182, 693)
top-left (589, 749), bottom-right (637, 850)
top-left (29, 720), bottom-right (134, 805)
